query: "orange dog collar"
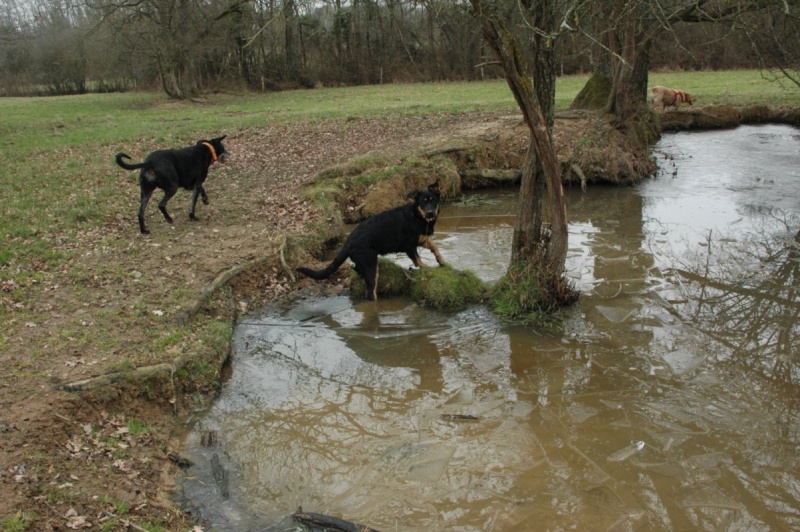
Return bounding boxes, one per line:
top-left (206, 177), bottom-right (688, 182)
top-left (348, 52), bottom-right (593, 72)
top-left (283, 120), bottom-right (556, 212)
top-left (202, 142), bottom-right (218, 163)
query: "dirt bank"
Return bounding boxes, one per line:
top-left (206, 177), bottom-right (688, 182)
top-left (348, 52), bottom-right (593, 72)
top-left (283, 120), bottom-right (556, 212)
top-left (1, 105), bottom-right (795, 530)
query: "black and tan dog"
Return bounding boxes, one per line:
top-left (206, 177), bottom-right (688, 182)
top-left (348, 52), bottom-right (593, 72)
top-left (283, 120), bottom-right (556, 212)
top-left (651, 85), bottom-right (694, 111)
top-left (296, 181), bottom-right (447, 300)
top-left (115, 136), bottom-right (229, 234)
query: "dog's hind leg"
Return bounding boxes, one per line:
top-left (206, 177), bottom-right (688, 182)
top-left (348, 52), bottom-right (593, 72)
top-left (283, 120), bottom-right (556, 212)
top-left (138, 187), bottom-right (154, 234)
top-left (158, 186), bottom-right (178, 225)
top-left (371, 262), bottom-right (380, 301)
top-left (354, 252), bottom-right (379, 300)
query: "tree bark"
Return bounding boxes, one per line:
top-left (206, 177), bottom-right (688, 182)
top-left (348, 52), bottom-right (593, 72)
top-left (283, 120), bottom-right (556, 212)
top-left (470, 0), bottom-right (568, 277)
top-left (570, 48), bottom-right (612, 110)
top-left (571, 0), bottom-right (659, 148)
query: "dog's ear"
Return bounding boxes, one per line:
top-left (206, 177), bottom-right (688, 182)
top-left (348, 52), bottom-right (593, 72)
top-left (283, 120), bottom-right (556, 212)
top-left (406, 190), bottom-right (420, 202)
top-left (427, 181), bottom-right (441, 197)
top-left (211, 135), bottom-right (226, 143)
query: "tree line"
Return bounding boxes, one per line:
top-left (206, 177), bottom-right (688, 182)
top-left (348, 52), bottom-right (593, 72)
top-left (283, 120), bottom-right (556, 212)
top-left (1, 0), bottom-right (797, 98)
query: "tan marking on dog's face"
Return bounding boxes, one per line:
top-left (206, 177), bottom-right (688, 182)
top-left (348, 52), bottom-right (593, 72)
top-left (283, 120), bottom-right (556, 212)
top-left (415, 193), bottom-right (440, 221)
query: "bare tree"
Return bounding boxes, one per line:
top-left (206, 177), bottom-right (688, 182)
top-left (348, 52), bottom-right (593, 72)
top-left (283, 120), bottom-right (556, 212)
top-left (733, 2), bottom-right (800, 89)
top-left (469, 0), bottom-right (576, 318)
top-left (85, 0), bottom-right (250, 98)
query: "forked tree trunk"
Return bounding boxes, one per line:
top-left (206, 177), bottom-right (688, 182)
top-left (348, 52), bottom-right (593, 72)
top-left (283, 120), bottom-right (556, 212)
top-left (470, 0), bottom-right (568, 277)
top-left (571, 1), bottom-right (652, 119)
top-left (510, 0), bottom-right (557, 270)
top-left (571, 0), bottom-right (659, 148)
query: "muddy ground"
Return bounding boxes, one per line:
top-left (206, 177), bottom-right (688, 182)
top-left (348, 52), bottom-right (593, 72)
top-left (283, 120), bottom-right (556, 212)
top-left (1, 104), bottom-right (798, 530)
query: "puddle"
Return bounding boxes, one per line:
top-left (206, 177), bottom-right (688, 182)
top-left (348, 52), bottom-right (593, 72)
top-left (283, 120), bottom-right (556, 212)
top-left (179, 125), bottom-right (800, 530)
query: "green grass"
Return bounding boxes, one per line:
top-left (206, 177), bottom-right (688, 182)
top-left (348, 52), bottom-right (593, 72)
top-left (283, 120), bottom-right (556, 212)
top-left (648, 70), bottom-right (800, 107)
top-left (1, 70), bottom-right (796, 159)
top-left (1, 512), bottom-right (37, 532)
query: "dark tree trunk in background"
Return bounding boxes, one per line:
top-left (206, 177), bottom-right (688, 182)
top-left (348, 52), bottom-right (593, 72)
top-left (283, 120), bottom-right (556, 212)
top-left (570, 48), bottom-right (612, 110)
top-left (284, 0), bottom-right (300, 80)
top-left (571, 0), bottom-right (659, 148)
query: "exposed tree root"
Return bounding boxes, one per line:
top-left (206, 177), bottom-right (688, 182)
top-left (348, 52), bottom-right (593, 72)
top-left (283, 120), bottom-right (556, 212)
top-left (177, 255), bottom-right (271, 326)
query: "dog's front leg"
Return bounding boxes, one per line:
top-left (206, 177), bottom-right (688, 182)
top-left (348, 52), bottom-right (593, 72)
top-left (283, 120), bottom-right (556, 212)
top-left (407, 249), bottom-right (429, 268)
top-left (419, 236), bottom-right (446, 266)
top-left (189, 185), bottom-right (203, 220)
top-left (425, 240), bottom-right (446, 266)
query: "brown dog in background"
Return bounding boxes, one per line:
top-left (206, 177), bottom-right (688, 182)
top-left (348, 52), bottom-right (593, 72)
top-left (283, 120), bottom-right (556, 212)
top-left (651, 85), bottom-right (694, 111)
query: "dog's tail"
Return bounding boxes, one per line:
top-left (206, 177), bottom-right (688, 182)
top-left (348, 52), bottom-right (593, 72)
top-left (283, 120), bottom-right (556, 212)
top-left (296, 247), bottom-right (350, 281)
top-left (115, 153), bottom-right (148, 171)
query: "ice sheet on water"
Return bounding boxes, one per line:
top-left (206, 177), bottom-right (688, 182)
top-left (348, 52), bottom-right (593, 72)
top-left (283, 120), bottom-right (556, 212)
top-left (677, 483), bottom-right (742, 511)
top-left (606, 441), bottom-right (645, 462)
top-left (663, 347), bottom-right (707, 375)
top-left (595, 305), bottom-right (639, 323)
top-left (566, 403), bottom-right (600, 424)
top-left (685, 452), bottom-right (732, 469)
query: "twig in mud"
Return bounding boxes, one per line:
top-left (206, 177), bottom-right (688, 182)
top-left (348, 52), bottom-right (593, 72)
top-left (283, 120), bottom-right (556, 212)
top-left (279, 234), bottom-right (295, 282)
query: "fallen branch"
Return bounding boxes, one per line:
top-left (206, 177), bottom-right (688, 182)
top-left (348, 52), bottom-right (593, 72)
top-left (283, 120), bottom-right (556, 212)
top-left (570, 163), bottom-right (588, 191)
top-left (60, 363), bottom-right (175, 392)
top-left (177, 255), bottom-right (269, 326)
top-left (62, 247), bottom-right (284, 392)
top-left (279, 234), bottom-right (295, 282)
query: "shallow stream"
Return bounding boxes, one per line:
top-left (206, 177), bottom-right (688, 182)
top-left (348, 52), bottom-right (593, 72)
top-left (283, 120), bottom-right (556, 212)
top-left (180, 125), bottom-right (800, 531)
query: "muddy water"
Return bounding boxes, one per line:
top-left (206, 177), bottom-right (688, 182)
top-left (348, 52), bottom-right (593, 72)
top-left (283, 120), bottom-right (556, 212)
top-left (180, 125), bottom-right (800, 531)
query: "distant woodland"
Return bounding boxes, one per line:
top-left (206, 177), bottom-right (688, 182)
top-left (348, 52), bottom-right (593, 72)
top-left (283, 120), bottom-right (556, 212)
top-left (1, 0), bottom-right (797, 97)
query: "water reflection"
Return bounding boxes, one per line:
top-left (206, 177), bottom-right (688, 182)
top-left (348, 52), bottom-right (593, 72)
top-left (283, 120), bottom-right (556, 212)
top-left (665, 215), bottom-right (800, 386)
top-left (180, 125), bottom-right (800, 531)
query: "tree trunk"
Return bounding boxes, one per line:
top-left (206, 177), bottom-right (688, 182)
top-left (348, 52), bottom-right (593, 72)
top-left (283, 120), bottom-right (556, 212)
top-left (470, 0), bottom-right (568, 278)
top-left (571, 0), bottom-right (660, 147)
top-left (570, 49), bottom-right (612, 110)
top-left (510, 0), bottom-right (557, 270)
top-left (284, 0), bottom-right (300, 81)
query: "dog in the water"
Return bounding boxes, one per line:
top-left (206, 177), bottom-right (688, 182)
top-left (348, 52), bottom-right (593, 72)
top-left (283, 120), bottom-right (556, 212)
top-left (115, 136), bottom-right (229, 234)
top-left (296, 181), bottom-right (446, 300)
top-left (651, 85), bottom-right (694, 111)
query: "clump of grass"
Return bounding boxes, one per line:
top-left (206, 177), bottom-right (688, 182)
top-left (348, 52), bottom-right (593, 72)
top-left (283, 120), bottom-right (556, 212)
top-left (314, 152), bottom-right (392, 181)
top-left (410, 265), bottom-right (489, 310)
top-left (490, 262), bottom-right (579, 324)
top-left (349, 259), bottom-right (488, 310)
top-left (1, 512), bottom-right (37, 532)
top-left (125, 417), bottom-right (150, 437)
top-left (349, 258), bottom-right (412, 299)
